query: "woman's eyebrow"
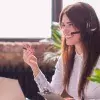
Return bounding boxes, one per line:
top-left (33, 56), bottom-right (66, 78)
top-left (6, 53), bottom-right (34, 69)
top-left (66, 22), bottom-right (72, 24)
top-left (61, 21), bottom-right (72, 24)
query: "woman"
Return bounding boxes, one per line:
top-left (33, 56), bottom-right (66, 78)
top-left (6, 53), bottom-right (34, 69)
top-left (23, 2), bottom-right (100, 100)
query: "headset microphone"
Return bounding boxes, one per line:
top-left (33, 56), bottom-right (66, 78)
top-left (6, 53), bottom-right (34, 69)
top-left (71, 31), bottom-right (80, 35)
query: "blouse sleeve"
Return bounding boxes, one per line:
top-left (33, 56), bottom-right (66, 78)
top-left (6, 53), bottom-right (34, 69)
top-left (34, 56), bottom-right (64, 95)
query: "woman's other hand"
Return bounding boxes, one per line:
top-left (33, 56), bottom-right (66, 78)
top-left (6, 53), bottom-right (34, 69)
top-left (64, 97), bottom-right (75, 100)
top-left (23, 44), bottom-right (40, 77)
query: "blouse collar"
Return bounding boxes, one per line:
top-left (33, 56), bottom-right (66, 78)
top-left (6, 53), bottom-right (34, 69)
top-left (75, 52), bottom-right (83, 59)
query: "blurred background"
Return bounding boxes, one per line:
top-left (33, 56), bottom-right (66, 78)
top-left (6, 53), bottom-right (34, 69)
top-left (0, 0), bottom-right (100, 99)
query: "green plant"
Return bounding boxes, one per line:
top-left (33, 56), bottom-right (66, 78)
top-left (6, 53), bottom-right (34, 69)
top-left (43, 22), bottom-right (61, 65)
top-left (87, 68), bottom-right (100, 83)
top-left (51, 22), bottom-right (61, 49)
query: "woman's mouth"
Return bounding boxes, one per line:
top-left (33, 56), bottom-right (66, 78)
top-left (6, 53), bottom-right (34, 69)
top-left (66, 35), bottom-right (73, 39)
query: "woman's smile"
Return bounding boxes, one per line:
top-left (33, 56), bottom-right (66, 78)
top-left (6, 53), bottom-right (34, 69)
top-left (65, 35), bottom-right (73, 40)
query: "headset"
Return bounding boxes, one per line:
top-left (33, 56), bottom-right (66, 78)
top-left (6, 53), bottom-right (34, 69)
top-left (71, 2), bottom-right (97, 35)
top-left (71, 31), bottom-right (80, 35)
top-left (80, 2), bottom-right (97, 34)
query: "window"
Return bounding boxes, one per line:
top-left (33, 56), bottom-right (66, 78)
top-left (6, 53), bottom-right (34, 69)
top-left (0, 0), bottom-right (51, 39)
top-left (63, 0), bottom-right (100, 19)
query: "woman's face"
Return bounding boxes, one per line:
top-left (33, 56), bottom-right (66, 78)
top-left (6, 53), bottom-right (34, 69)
top-left (60, 14), bottom-right (82, 46)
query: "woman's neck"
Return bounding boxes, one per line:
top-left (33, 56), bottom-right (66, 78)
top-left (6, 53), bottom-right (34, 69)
top-left (75, 42), bottom-right (83, 55)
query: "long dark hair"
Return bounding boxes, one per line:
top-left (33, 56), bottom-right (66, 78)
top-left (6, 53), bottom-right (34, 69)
top-left (59, 2), bottom-right (100, 98)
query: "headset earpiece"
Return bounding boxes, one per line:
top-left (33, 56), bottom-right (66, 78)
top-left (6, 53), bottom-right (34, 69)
top-left (80, 2), bottom-right (97, 33)
top-left (86, 12), bottom-right (97, 33)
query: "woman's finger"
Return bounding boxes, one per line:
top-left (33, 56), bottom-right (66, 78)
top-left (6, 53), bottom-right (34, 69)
top-left (23, 50), bottom-right (37, 63)
top-left (23, 43), bottom-right (31, 50)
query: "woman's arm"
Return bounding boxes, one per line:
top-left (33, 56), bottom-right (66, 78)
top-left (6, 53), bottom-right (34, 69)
top-left (23, 44), bottom-right (64, 95)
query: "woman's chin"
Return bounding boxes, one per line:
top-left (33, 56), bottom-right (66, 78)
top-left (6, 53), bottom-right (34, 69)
top-left (66, 42), bottom-right (74, 46)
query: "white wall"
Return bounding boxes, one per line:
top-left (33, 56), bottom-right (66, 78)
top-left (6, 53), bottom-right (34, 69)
top-left (0, 0), bottom-right (51, 38)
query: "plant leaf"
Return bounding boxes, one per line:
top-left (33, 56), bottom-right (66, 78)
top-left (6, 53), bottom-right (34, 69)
top-left (54, 43), bottom-right (61, 49)
top-left (94, 68), bottom-right (100, 76)
top-left (52, 29), bottom-right (61, 44)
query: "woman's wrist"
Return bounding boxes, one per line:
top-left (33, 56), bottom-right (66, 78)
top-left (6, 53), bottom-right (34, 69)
top-left (32, 66), bottom-right (40, 77)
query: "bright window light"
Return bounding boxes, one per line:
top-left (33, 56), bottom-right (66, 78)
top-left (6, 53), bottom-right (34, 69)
top-left (63, 0), bottom-right (100, 19)
top-left (0, 0), bottom-right (51, 38)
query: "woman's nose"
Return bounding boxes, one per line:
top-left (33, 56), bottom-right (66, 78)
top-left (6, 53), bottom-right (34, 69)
top-left (62, 25), bottom-right (71, 31)
top-left (62, 29), bottom-right (71, 36)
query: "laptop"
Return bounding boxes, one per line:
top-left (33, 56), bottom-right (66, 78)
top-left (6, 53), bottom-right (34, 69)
top-left (0, 77), bottom-right (26, 100)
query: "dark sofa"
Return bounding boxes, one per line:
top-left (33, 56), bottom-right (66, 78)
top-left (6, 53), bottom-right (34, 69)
top-left (0, 64), bottom-right (45, 100)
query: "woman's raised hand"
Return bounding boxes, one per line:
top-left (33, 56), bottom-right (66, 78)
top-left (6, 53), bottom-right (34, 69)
top-left (23, 44), bottom-right (40, 77)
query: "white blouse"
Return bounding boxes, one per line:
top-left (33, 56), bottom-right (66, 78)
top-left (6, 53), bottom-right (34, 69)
top-left (34, 54), bottom-right (100, 100)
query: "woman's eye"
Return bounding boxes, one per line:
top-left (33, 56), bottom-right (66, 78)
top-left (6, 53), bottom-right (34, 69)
top-left (60, 23), bottom-right (74, 28)
top-left (68, 23), bottom-right (73, 26)
top-left (61, 24), bottom-right (65, 27)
